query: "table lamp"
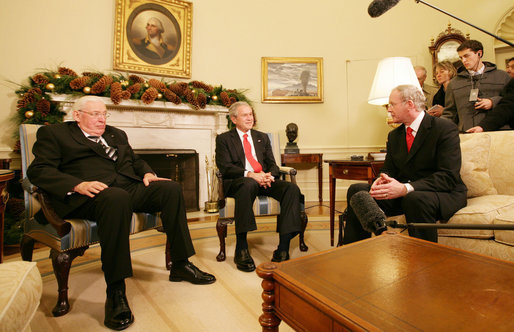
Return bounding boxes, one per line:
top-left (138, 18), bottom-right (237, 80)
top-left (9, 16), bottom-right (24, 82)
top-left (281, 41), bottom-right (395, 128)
top-left (368, 57), bottom-right (421, 126)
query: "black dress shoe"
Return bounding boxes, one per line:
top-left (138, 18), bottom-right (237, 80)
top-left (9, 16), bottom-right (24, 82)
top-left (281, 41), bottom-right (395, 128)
top-left (169, 262), bottom-right (216, 285)
top-left (104, 289), bottom-right (134, 331)
top-left (271, 250), bottom-right (290, 262)
top-left (234, 249), bottom-right (256, 272)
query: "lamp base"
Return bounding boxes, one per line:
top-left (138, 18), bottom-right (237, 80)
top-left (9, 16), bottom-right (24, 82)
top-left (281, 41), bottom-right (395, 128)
top-left (204, 201), bottom-right (219, 213)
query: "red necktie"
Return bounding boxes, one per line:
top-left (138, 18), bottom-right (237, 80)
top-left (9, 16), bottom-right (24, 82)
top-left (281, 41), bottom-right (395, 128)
top-left (406, 127), bottom-right (414, 152)
top-left (243, 134), bottom-right (262, 173)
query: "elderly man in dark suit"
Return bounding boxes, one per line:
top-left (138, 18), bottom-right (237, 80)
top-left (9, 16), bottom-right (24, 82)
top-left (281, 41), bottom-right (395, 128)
top-left (343, 85), bottom-right (467, 244)
top-left (27, 96), bottom-right (215, 331)
top-left (215, 101), bottom-right (302, 272)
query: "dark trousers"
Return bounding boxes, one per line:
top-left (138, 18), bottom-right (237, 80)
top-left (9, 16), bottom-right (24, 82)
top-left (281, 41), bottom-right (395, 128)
top-left (226, 178), bottom-right (302, 235)
top-left (342, 183), bottom-right (441, 244)
top-left (65, 178), bottom-right (194, 285)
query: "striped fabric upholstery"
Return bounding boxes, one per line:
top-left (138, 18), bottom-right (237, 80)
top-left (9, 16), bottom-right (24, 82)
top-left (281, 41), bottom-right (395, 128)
top-left (19, 124), bottom-right (162, 252)
top-left (218, 132), bottom-right (295, 219)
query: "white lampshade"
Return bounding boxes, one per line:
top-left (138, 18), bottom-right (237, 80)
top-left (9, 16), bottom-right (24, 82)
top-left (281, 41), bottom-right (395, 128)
top-left (368, 57), bottom-right (421, 105)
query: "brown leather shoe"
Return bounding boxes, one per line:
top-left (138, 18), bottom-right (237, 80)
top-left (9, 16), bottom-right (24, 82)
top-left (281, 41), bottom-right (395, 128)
top-left (104, 289), bottom-right (134, 330)
top-left (234, 249), bottom-right (256, 272)
top-left (169, 262), bottom-right (216, 285)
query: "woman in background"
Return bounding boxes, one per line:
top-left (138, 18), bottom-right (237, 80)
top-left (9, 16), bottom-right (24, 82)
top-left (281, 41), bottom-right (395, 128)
top-left (427, 61), bottom-right (457, 117)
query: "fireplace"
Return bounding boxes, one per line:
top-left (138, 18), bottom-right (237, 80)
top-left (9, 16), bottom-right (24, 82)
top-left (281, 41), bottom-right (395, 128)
top-left (135, 149), bottom-right (199, 212)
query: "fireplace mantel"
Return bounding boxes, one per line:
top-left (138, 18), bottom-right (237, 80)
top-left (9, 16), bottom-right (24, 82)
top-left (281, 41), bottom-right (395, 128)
top-left (51, 94), bottom-right (229, 209)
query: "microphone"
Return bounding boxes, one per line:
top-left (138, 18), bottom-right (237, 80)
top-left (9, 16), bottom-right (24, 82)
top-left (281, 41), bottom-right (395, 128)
top-left (368, 0), bottom-right (401, 18)
top-left (349, 191), bottom-right (388, 235)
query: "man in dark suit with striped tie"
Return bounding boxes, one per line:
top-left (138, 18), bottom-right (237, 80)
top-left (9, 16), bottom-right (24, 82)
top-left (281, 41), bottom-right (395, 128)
top-left (215, 101), bottom-right (303, 272)
top-left (27, 96), bottom-right (215, 330)
top-left (343, 85), bottom-right (467, 245)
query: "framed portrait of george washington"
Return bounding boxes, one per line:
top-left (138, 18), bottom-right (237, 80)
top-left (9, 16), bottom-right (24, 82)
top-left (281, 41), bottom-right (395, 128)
top-left (113, 0), bottom-right (192, 78)
top-left (261, 57), bottom-right (323, 103)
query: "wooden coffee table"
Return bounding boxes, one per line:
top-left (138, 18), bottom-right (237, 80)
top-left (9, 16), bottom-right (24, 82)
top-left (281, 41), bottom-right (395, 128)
top-left (257, 232), bottom-right (514, 331)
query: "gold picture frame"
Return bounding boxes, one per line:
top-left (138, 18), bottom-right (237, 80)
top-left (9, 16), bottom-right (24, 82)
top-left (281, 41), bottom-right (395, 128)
top-left (113, 0), bottom-right (192, 78)
top-left (261, 57), bottom-right (323, 103)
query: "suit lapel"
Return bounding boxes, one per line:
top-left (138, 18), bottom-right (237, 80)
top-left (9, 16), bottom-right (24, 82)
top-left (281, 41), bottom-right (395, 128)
top-left (251, 130), bottom-right (265, 164)
top-left (229, 129), bottom-right (245, 164)
top-left (70, 122), bottom-right (112, 160)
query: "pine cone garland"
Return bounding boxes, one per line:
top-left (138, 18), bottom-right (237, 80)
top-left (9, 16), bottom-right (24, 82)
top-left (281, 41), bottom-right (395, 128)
top-left (184, 88), bottom-right (199, 109)
top-left (32, 74), bottom-right (49, 85)
top-left (163, 89), bottom-right (181, 104)
top-left (141, 87), bottom-right (159, 104)
top-left (229, 97), bottom-right (237, 105)
top-left (191, 81), bottom-right (213, 92)
top-left (169, 83), bottom-right (187, 96)
top-left (220, 91), bottom-right (231, 107)
top-left (148, 79), bottom-right (167, 92)
top-left (90, 76), bottom-right (113, 94)
top-left (121, 91), bottom-right (131, 100)
top-left (36, 99), bottom-right (51, 115)
top-left (58, 67), bottom-right (78, 77)
top-left (197, 93), bottom-right (207, 109)
top-left (82, 72), bottom-right (103, 80)
top-left (127, 83), bottom-right (141, 94)
top-left (129, 75), bottom-right (145, 84)
top-left (69, 76), bottom-right (91, 90)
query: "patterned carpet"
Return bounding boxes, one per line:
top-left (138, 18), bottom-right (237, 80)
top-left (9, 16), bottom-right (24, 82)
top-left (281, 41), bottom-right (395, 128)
top-left (28, 217), bottom-right (334, 331)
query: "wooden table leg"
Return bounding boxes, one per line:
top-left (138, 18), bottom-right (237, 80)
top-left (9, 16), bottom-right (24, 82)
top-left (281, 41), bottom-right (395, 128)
top-left (329, 174), bottom-right (335, 246)
top-left (257, 262), bottom-right (281, 332)
top-left (318, 157), bottom-right (323, 204)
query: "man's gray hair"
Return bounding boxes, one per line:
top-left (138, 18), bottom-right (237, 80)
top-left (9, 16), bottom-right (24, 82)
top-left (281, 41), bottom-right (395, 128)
top-left (148, 17), bottom-right (164, 33)
top-left (414, 65), bottom-right (427, 76)
top-left (394, 85), bottom-right (426, 111)
top-left (72, 96), bottom-right (105, 112)
top-left (228, 101), bottom-right (251, 118)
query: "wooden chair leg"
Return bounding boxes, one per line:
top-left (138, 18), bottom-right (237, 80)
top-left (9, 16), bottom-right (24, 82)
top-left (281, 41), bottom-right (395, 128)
top-left (299, 212), bottom-right (309, 252)
top-left (20, 234), bottom-right (35, 261)
top-left (216, 219), bottom-right (229, 262)
top-left (337, 209), bottom-right (347, 247)
top-left (50, 246), bottom-right (87, 317)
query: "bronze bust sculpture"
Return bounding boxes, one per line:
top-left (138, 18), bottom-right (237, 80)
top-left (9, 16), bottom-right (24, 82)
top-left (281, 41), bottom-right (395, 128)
top-left (285, 123), bottom-right (299, 154)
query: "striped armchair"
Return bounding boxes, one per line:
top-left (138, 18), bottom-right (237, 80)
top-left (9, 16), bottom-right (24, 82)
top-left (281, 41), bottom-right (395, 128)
top-left (19, 124), bottom-right (171, 317)
top-left (215, 133), bottom-right (309, 261)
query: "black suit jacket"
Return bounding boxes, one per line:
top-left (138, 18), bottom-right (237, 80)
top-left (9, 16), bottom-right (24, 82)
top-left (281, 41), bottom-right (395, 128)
top-left (27, 122), bottom-right (153, 217)
top-left (215, 129), bottom-right (279, 195)
top-left (478, 78), bottom-right (514, 131)
top-left (381, 113), bottom-right (467, 220)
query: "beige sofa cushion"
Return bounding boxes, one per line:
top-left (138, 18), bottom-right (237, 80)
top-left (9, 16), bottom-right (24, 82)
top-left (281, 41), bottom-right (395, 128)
top-left (459, 134), bottom-right (497, 198)
top-left (494, 211), bottom-right (514, 247)
top-left (439, 195), bottom-right (514, 238)
top-left (0, 261), bottom-right (42, 332)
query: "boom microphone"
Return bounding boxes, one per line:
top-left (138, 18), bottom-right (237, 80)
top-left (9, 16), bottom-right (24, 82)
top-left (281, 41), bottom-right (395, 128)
top-left (350, 191), bottom-right (388, 235)
top-left (368, 0), bottom-right (401, 18)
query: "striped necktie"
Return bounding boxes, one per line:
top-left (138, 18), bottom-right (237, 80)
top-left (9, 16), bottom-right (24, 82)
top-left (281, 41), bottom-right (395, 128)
top-left (88, 136), bottom-right (118, 161)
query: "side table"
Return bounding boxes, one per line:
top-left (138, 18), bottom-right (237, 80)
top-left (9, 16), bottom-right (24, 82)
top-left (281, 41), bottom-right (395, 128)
top-left (0, 169), bottom-right (15, 263)
top-left (281, 153), bottom-right (323, 204)
top-left (324, 159), bottom-right (384, 246)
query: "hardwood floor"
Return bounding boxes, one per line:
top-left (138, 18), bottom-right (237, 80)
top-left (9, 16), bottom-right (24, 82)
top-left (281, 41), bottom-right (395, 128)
top-left (3, 201), bottom-right (347, 277)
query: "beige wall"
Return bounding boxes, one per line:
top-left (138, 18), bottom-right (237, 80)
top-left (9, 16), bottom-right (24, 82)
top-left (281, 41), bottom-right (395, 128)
top-left (1, 0), bottom-right (511, 199)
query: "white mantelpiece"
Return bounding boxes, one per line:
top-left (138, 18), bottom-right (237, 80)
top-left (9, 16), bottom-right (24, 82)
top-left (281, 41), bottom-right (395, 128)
top-left (51, 94), bottom-right (229, 209)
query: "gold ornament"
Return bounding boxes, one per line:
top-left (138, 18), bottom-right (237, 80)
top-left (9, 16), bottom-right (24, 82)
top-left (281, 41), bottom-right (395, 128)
top-left (121, 80), bottom-right (128, 87)
top-left (45, 83), bottom-right (55, 91)
top-left (54, 74), bottom-right (61, 79)
top-left (143, 82), bottom-right (149, 88)
top-left (83, 86), bottom-right (91, 94)
top-left (25, 110), bottom-right (34, 118)
top-left (157, 93), bottom-right (163, 99)
top-left (212, 95), bottom-right (218, 101)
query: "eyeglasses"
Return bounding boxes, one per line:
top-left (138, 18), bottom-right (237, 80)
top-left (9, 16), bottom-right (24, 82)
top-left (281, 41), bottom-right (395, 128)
top-left (387, 101), bottom-right (406, 109)
top-left (78, 110), bottom-right (110, 118)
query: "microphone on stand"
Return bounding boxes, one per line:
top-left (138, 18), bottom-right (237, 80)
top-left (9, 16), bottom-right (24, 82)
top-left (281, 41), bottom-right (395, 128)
top-left (349, 191), bottom-right (388, 236)
top-left (368, 0), bottom-right (401, 18)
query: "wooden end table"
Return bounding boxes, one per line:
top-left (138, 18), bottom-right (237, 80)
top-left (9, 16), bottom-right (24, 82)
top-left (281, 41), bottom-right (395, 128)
top-left (0, 169), bottom-right (15, 263)
top-left (281, 153), bottom-right (323, 204)
top-left (324, 159), bottom-right (384, 246)
top-left (257, 232), bottom-right (514, 331)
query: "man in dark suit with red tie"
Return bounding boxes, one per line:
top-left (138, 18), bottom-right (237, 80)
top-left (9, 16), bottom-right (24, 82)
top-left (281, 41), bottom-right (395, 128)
top-left (27, 96), bottom-right (215, 330)
top-left (215, 101), bottom-right (302, 272)
top-left (343, 85), bottom-right (467, 244)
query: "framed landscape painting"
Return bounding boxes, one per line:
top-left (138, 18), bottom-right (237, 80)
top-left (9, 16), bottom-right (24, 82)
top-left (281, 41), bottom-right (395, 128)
top-left (113, 0), bottom-right (192, 78)
top-left (261, 57), bottom-right (323, 103)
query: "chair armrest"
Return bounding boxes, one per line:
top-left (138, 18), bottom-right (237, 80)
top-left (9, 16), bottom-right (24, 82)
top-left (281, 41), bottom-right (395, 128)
top-left (22, 178), bottom-right (71, 237)
top-left (279, 166), bottom-right (298, 184)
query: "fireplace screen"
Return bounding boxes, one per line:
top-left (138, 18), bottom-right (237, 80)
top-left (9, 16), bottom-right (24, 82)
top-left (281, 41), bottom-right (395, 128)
top-left (135, 149), bottom-right (199, 212)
